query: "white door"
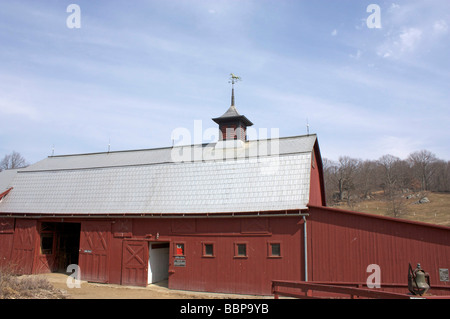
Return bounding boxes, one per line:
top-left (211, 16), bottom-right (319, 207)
top-left (148, 242), bottom-right (170, 284)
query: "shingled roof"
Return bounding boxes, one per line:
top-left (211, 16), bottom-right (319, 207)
top-left (0, 134), bottom-right (318, 216)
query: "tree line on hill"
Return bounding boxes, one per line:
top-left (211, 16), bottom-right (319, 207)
top-left (323, 150), bottom-right (450, 217)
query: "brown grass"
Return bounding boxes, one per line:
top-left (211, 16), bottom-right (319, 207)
top-left (0, 266), bottom-right (68, 299)
top-left (331, 191), bottom-right (450, 227)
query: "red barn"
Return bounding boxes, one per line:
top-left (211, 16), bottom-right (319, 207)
top-left (0, 96), bottom-right (449, 296)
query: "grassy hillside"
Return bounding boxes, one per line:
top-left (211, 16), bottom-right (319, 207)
top-left (330, 192), bottom-right (450, 227)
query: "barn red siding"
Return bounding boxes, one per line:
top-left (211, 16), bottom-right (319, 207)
top-left (308, 143), bottom-right (326, 207)
top-left (15, 215), bottom-right (301, 295)
top-left (307, 205), bottom-right (450, 294)
top-left (11, 219), bottom-right (38, 274)
top-left (2, 210), bottom-right (448, 296)
top-left (128, 216), bottom-right (304, 295)
top-left (0, 218), bottom-right (15, 268)
top-left (168, 217), bottom-right (303, 295)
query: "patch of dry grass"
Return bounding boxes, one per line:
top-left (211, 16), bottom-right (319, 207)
top-left (0, 267), bottom-right (68, 299)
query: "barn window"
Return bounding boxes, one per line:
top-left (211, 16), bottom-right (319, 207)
top-left (234, 243), bottom-right (247, 258)
top-left (237, 244), bottom-right (246, 256)
top-left (175, 243), bottom-right (185, 256)
top-left (268, 242), bottom-right (281, 258)
top-left (40, 233), bottom-right (54, 255)
top-left (202, 243), bottom-right (214, 257)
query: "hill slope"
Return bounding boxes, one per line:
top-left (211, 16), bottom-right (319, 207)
top-left (330, 192), bottom-right (450, 227)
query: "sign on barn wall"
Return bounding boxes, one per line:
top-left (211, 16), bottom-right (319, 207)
top-left (174, 256), bottom-right (186, 267)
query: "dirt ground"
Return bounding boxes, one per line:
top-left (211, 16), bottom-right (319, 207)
top-left (38, 273), bottom-right (270, 299)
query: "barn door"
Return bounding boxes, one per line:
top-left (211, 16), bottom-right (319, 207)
top-left (11, 219), bottom-right (37, 274)
top-left (121, 240), bottom-right (148, 287)
top-left (79, 221), bottom-right (111, 283)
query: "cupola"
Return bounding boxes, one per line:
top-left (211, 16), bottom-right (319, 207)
top-left (212, 74), bottom-right (253, 143)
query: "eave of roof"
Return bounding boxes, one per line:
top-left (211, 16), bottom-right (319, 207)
top-left (0, 187), bottom-right (13, 200)
top-left (0, 209), bottom-right (309, 219)
top-left (212, 105), bottom-right (254, 126)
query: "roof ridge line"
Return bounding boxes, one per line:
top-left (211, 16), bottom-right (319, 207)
top-left (20, 151), bottom-right (313, 173)
top-left (47, 134), bottom-right (316, 159)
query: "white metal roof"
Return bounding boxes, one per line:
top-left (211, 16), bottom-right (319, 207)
top-left (0, 169), bottom-right (18, 192)
top-left (0, 135), bottom-right (317, 215)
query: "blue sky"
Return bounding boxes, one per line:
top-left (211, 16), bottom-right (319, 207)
top-left (1, 0), bottom-right (449, 165)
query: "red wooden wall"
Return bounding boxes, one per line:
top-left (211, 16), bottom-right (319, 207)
top-left (130, 216), bottom-right (304, 295)
top-left (78, 216), bottom-right (304, 295)
top-left (2, 209), bottom-right (449, 296)
top-left (0, 218), bottom-right (15, 269)
top-left (307, 205), bottom-right (450, 294)
top-left (308, 141), bottom-right (326, 207)
top-left (0, 216), bottom-right (304, 295)
top-left (10, 219), bottom-right (38, 274)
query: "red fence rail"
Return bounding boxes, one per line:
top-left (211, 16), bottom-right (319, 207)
top-left (272, 280), bottom-right (450, 299)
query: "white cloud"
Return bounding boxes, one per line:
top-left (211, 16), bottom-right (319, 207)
top-left (372, 1), bottom-right (450, 60)
top-left (377, 27), bottom-right (423, 58)
top-left (433, 20), bottom-right (448, 34)
top-left (399, 27), bottom-right (423, 51)
top-left (331, 29), bottom-right (337, 36)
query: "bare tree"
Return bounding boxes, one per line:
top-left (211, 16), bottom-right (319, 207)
top-left (407, 150), bottom-right (438, 191)
top-left (354, 159), bottom-right (379, 200)
top-left (0, 151), bottom-right (28, 171)
top-left (338, 156), bottom-right (361, 206)
top-left (378, 155), bottom-right (400, 194)
top-left (378, 155), bottom-right (408, 217)
top-left (429, 160), bottom-right (450, 192)
top-left (322, 149), bottom-right (448, 214)
top-left (322, 158), bottom-right (339, 204)
top-left (322, 156), bottom-right (361, 205)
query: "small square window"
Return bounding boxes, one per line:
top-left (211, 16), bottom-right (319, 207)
top-left (205, 244), bottom-right (214, 256)
top-left (270, 243), bottom-right (281, 257)
top-left (202, 243), bottom-right (214, 257)
top-left (237, 243), bottom-right (247, 257)
top-left (268, 242), bottom-right (282, 258)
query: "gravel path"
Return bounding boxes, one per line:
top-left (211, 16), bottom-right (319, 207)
top-left (40, 273), bottom-right (269, 299)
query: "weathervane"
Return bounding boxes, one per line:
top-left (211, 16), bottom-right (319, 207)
top-left (229, 73), bottom-right (241, 86)
top-left (229, 73), bottom-right (241, 106)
